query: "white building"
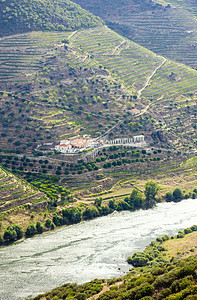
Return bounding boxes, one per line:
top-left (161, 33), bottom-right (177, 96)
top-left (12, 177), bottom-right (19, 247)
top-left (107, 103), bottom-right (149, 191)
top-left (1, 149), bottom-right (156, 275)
top-left (106, 135), bottom-right (145, 145)
top-left (55, 137), bottom-right (95, 153)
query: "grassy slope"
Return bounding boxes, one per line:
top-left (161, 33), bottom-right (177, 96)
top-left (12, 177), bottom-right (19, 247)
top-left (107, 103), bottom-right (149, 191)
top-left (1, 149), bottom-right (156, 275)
top-left (0, 0), bottom-right (102, 37)
top-left (164, 231), bottom-right (197, 260)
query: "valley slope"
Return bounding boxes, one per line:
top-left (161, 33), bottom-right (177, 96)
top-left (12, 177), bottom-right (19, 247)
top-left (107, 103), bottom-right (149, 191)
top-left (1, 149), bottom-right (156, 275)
top-left (71, 0), bottom-right (197, 69)
top-left (0, 0), bottom-right (196, 249)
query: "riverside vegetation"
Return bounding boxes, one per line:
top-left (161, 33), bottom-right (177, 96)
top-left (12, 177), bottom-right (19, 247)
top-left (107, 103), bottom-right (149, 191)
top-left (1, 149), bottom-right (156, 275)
top-left (0, 166), bottom-right (197, 245)
top-left (30, 225), bottom-right (197, 300)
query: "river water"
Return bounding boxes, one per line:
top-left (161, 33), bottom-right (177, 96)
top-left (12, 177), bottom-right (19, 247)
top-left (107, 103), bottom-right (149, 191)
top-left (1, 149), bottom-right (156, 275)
top-left (0, 198), bottom-right (197, 299)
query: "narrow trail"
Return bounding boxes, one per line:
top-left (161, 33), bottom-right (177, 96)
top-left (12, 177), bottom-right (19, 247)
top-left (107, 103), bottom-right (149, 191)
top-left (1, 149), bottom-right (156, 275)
top-left (95, 119), bottom-right (122, 141)
top-left (111, 39), bottom-right (126, 55)
top-left (138, 94), bottom-right (164, 116)
top-left (68, 30), bottom-right (78, 42)
top-left (137, 57), bottom-right (167, 99)
top-left (87, 281), bottom-right (124, 300)
top-left (39, 282), bottom-right (124, 300)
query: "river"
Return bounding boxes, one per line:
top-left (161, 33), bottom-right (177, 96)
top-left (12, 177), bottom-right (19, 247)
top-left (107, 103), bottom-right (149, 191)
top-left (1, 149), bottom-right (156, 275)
top-left (0, 198), bottom-right (197, 299)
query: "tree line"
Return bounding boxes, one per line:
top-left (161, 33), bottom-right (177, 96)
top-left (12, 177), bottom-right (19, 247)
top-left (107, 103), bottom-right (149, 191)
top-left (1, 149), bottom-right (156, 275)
top-left (1, 182), bottom-right (196, 244)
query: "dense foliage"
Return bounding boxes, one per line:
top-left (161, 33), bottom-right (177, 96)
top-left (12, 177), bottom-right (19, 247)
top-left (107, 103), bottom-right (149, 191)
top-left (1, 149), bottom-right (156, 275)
top-left (1, 177), bottom-right (196, 245)
top-left (127, 224), bottom-right (197, 268)
top-left (31, 252), bottom-right (197, 299)
top-left (0, 0), bottom-right (102, 36)
top-left (32, 279), bottom-right (103, 300)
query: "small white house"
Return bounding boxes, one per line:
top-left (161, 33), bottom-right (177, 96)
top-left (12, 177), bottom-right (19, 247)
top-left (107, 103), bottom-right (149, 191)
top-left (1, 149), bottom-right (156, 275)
top-left (55, 144), bottom-right (72, 153)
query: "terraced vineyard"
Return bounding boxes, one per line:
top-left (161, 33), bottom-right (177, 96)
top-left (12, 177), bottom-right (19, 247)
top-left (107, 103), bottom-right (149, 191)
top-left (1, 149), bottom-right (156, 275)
top-left (71, 27), bottom-right (197, 100)
top-left (0, 26), bottom-right (196, 152)
top-left (0, 165), bottom-right (47, 213)
top-left (117, 9), bottom-right (197, 69)
top-left (0, 29), bottom-right (136, 152)
top-left (72, 0), bottom-right (197, 69)
top-left (0, 31), bottom-right (71, 82)
top-left (156, 0), bottom-right (197, 17)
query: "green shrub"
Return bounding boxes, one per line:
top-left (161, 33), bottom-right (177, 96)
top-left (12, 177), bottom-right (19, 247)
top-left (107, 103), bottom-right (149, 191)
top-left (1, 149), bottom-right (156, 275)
top-left (177, 265), bottom-right (195, 278)
top-left (184, 228), bottom-right (192, 234)
top-left (135, 284), bottom-right (155, 299)
top-left (36, 221), bottom-right (44, 234)
top-left (177, 231), bottom-right (185, 239)
top-left (190, 225), bottom-right (197, 231)
top-left (127, 252), bottom-right (149, 267)
top-left (4, 228), bottom-right (17, 242)
top-left (45, 218), bottom-right (52, 228)
top-left (173, 188), bottom-right (184, 201)
top-left (25, 223), bottom-right (36, 237)
top-left (158, 287), bottom-right (171, 300)
top-left (82, 206), bottom-right (99, 220)
top-left (62, 207), bottom-right (81, 224)
top-left (116, 200), bottom-right (130, 211)
top-left (51, 222), bottom-right (55, 230)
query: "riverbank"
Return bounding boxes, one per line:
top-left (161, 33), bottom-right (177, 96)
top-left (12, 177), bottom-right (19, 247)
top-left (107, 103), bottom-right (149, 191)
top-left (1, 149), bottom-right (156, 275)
top-left (1, 198), bottom-right (197, 299)
top-left (1, 182), bottom-right (197, 246)
top-left (30, 226), bottom-right (197, 300)
top-left (0, 183), bottom-right (197, 246)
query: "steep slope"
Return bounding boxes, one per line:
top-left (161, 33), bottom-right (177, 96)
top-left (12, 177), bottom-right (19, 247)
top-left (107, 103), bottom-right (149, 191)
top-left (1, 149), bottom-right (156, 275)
top-left (70, 26), bottom-right (197, 150)
top-left (156, 0), bottom-right (197, 17)
top-left (0, 164), bottom-right (47, 212)
top-left (0, 27), bottom-right (196, 154)
top-left (71, 0), bottom-right (197, 69)
top-left (0, 0), bottom-right (102, 37)
top-left (0, 30), bottom-right (135, 154)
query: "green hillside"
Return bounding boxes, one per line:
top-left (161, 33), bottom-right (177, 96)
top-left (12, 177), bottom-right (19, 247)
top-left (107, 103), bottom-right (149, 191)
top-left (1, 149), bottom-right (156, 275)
top-left (70, 27), bottom-right (197, 149)
top-left (72, 0), bottom-right (197, 69)
top-left (0, 0), bottom-right (102, 37)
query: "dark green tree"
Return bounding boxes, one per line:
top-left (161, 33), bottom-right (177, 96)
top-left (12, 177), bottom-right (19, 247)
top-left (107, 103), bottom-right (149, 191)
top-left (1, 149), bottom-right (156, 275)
top-left (82, 206), bottom-right (99, 220)
top-left (3, 227), bottom-right (17, 242)
top-left (94, 198), bottom-right (102, 207)
top-left (165, 192), bottom-right (173, 202)
top-left (144, 181), bottom-right (159, 208)
top-left (25, 223), bottom-right (36, 237)
top-left (36, 221), bottom-right (44, 234)
top-left (62, 207), bottom-right (81, 224)
top-left (173, 188), bottom-right (184, 202)
top-left (126, 189), bottom-right (144, 210)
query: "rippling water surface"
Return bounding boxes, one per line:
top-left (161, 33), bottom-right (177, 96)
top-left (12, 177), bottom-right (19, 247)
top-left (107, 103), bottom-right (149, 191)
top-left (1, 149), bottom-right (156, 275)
top-left (0, 198), bottom-right (197, 299)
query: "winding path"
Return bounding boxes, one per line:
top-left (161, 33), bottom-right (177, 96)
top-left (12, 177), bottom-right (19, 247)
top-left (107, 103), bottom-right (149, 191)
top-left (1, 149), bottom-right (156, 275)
top-left (111, 39), bottom-right (126, 55)
top-left (87, 281), bottom-right (124, 300)
top-left (137, 57), bottom-right (166, 98)
top-left (68, 30), bottom-right (78, 41)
